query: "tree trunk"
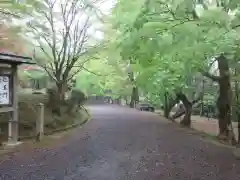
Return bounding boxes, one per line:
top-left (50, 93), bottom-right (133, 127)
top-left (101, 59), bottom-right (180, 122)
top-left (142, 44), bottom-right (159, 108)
top-left (130, 86), bottom-right (139, 108)
top-left (237, 112), bottom-right (240, 144)
top-left (51, 81), bottom-right (68, 116)
top-left (216, 55), bottom-right (236, 144)
top-left (171, 93), bottom-right (202, 120)
top-left (163, 92), bottom-right (178, 118)
top-left (163, 92), bottom-right (170, 118)
top-left (57, 82), bottom-right (67, 102)
top-left (200, 79), bottom-right (205, 116)
top-left (175, 92), bottom-right (192, 127)
top-left (200, 102), bottom-right (204, 116)
top-left (124, 96), bottom-right (128, 105)
top-left (234, 67), bottom-right (240, 144)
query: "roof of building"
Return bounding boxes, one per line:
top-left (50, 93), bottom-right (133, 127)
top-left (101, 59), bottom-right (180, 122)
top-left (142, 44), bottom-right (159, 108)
top-left (0, 52), bottom-right (35, 65)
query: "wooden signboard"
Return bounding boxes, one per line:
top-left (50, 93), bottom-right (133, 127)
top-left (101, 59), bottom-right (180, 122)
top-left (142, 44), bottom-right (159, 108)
top-left (0, 52), bottom-right (34, 144)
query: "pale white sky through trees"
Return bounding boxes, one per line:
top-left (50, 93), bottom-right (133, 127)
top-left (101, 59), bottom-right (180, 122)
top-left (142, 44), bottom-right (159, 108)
top-left (54, 0), bottom-right (115, 39)
top-left (7, 0), bottom-right (116, 56)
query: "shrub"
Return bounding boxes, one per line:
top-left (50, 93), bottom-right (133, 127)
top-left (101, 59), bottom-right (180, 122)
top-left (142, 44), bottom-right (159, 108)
top-left (0, 92), bottom-right (49, 138)
top-left (65, 88), bottom-right (87, 114)
top-left (0, 89), bottom-right (85, 143)
top-left (70, 88), bottom-right (87, 105)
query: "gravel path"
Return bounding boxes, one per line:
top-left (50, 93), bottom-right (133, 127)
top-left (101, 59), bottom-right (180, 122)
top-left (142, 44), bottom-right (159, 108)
top-left (0, 105), bottom-right (240, 180)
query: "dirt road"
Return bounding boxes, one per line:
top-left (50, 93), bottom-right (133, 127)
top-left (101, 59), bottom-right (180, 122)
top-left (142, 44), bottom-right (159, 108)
top-left (0, 105), bottom-right (239, 180)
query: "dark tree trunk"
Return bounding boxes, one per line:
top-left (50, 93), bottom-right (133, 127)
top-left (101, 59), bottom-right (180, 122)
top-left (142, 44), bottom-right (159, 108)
top-left (202, 55), bottom-right (237, 144)
top-left (200, 102), bottom-right (204, 116)
top-left (171, 93), bottom-right (202, 120)
top-left (51, 81), bottom-right (68, 116)
top-left (237, 112), bottom-right (240, 144)
top-left (175, 92), bottom-right (192, 127)
top-left (128, 69), bottom-right (139, 108)
top-left (216, 55), bottom-right (236, 144)
top-left (200, 79), bottom-right (205, 116)
top-left (234, 67), bottom-right (240, 144)
top-left (163, 92), bottom-right (170, 118)
top-left (163, 92), bottom-right (178, 118)
top-left (130, 86), bottom-right (139, 108)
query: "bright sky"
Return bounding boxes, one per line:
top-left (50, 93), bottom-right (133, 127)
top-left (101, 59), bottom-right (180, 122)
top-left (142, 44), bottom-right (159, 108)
top-left (54, 0), bottom-right (116, 39)
top-left (11, 0), bottom-right (115, 37)
top-left (86, 0), bottom-right (116, 40)
top-left (97, 0), bottom-right (115, 14)
top-left (8, 0), bottom-right (116, 56)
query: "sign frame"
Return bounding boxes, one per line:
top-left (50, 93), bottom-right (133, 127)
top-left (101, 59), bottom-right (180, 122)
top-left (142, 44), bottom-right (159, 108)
top-left (0, 67), bottom-right (13, 108)
top-left (0, 52), bottom-right (34, 144)
top-left (0, 74), bottom-right (12, 106)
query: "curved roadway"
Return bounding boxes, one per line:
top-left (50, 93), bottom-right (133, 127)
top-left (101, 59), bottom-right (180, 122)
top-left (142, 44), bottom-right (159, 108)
top-left (0, 105), bottom-right (240, 180)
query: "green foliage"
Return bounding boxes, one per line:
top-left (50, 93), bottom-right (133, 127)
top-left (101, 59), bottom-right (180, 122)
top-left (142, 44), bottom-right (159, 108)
top-left (4, 0), bottom-right (240, 108)
top-left (106, 0), bottom-right (240, 104)
top-left (70, 88), bottom-right (87, 105)
top-left (0, 0), bottom-right (43, 19)
top-left (75, 51), bottom-right (132, 98)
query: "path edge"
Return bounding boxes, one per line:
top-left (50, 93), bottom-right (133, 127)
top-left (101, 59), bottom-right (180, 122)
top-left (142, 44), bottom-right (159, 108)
top-left (155, 110), bottom-right (240, 159)
top-left (18, 106), bottom-right (91, 141)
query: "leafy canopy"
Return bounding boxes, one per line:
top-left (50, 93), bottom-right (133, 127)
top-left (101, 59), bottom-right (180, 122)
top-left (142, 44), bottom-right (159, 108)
top-left (107, 0), bottom-right (240, 102)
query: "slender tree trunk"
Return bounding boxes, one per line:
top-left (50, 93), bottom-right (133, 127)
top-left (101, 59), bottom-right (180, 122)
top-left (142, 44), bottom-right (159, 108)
top-left (200, 79), bottom-right (205, 116)
top-left (237, 107), bottom-right (240, 144)
top-left (128, 69), bottom-right (139, 108)
top-left (175, 92), bottom-right (192, 127)
top-left (124, 96), bottom-right (128, 105)
top-left (163, 92), bottom-right (178, 118)
top-left (237, 99), bottom-right (240, 144)
top-left (163, 92), bottom-right (169, 117)
top-left (234, 67), bottom-right (240, 144)
top-left (130, 86), bottom-right (139, 108)
top-left (171, 93), bottom-right (202, 120)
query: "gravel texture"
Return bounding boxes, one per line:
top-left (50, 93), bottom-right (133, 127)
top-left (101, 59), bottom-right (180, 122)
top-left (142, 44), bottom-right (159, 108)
top-left (0, 105), bottom-right (240, 180)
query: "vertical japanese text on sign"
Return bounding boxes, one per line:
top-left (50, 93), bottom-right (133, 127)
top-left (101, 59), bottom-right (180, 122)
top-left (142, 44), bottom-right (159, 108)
top-left (0, 76), bottom-right (10, 104)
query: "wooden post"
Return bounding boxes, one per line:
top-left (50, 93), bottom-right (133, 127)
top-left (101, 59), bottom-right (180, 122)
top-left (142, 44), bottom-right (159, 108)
top-left (36, 103), bottom-right (44, 141)
top-left (8, 65), bottom-right (19, 144)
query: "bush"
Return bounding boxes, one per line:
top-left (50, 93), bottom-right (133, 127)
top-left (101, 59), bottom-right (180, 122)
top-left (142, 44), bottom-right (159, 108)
top-left (66, 88), bottom-right (87, 114)
top-left (0, 90), bottom-right (86, 142)
top-left (46, 85), bottom-right (61, 114)
top-left (0, 93), bottom-right (49, 138)
top-left (70, 88), bottom-right (87, 105)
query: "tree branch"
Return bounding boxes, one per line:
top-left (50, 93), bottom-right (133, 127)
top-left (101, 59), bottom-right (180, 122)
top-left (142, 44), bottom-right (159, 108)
top-left (62, 15), bottom-right (90, 82)
top-left (57, 0), bottom-right (79, 78)
top-left (0, 9), bottom-right (21, 18)
top-left (201, 71), bottom-right (221, 81)
top-left (43, 0), bottom-right (59, 72)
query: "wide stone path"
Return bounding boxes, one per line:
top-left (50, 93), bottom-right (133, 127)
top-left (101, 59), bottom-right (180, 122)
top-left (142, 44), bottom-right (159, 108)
top-left (0, 105), bottom-right (239, 180)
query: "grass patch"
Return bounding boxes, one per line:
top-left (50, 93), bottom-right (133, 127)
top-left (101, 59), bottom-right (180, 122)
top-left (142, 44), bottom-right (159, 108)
top-left (0, 90), bottom-right (89, 143)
